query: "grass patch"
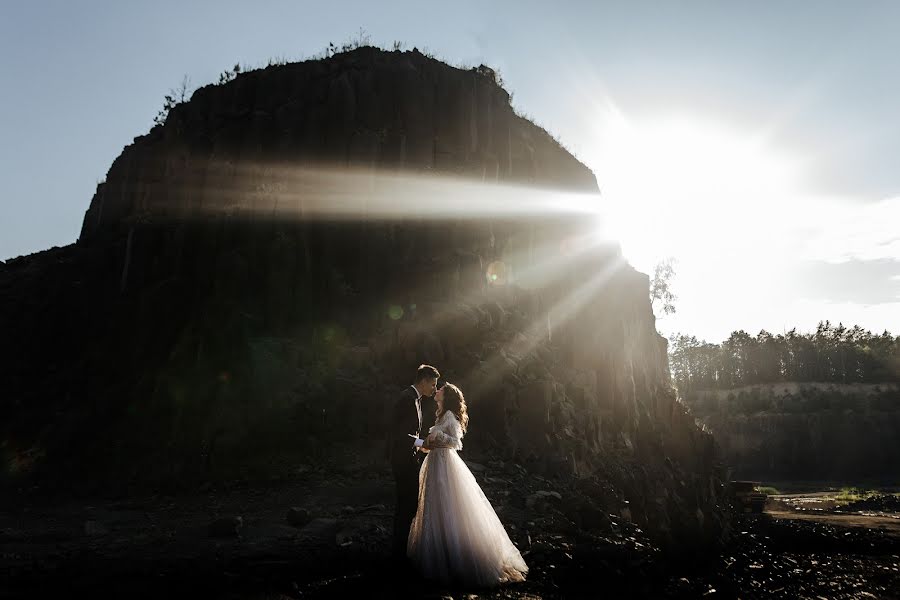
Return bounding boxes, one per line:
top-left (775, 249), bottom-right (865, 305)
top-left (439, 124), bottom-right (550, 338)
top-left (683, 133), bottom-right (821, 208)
top-left (757, 486), bottom-right (781, 495)
top-left (834, 487), bottom-right (879, 503)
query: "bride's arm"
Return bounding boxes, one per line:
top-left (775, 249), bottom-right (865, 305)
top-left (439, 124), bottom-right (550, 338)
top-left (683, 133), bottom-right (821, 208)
top-left (425, 428), bottom-right (456, 448)
top-left (423, 414), bottom-right (462, 449)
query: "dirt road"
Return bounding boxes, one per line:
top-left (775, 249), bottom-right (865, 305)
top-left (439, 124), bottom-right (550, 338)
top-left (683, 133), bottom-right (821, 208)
top-left (767, 506), bottom-right (900, 538)
top-left (767, 490), bottom-right (900, 539)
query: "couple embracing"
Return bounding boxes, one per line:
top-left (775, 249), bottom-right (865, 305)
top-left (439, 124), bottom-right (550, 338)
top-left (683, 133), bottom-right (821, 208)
top-left (389, 364), bottom-right (528, 589)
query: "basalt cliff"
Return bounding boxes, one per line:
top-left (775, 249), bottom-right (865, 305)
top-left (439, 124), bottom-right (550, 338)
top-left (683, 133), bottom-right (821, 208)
top-left (0, 47), bottom-right (726, 549)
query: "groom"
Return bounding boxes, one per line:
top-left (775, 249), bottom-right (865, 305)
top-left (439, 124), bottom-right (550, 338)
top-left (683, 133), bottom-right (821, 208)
top-left (390, 363), bottom-right (439, 562)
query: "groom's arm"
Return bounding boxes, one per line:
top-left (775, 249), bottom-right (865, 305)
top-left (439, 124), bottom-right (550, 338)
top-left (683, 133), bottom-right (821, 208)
top-left (389, 391), bottom-right (414, 459)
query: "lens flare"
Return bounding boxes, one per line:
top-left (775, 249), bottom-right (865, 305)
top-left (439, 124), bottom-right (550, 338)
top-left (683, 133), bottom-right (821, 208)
top-left (486, 261), bottom-right (508, 286)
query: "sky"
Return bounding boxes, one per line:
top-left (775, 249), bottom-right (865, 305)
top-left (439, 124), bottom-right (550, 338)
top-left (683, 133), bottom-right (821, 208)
top-left (1, 0), bottom-right (898, 342)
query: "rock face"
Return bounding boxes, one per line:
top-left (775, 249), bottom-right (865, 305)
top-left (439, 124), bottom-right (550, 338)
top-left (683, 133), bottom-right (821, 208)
top-left (0, 48), bottom-right (726, 547)
top-left (79, 49), bottom-right (595, 240)
top-left (683, 382), bottom-right (900, 481)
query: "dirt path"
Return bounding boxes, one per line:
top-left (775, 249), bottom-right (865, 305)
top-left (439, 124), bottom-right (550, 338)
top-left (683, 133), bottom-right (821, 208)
top-left (766, 489), bottom-right (900, 540)
top-left (767, 507), bottom-right (900, 539)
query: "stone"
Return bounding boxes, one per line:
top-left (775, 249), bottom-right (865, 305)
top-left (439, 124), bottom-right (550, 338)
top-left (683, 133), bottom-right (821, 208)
top-left (297, 518), bottom-right (340, 542)
top-left (208, 516), bottom-right (243, 537)
top-left (335, 525), bottom-right (365, 547)
top-left (84, 521), bottom-right (109, 537)
top-left (580, 505), bottom-right (613, 532)
top-left (527, 490), bottom-right (563, 510)
top-left (464, 461), bottom-right (486, 473)
top-left (244, 523), bottom-right (299, 541)
top-left (286, 507), bottom-right (310, 527)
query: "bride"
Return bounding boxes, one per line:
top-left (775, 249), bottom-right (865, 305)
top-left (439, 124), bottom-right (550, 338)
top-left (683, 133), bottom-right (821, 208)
top-left (407, 383), bottom-right (528, 588)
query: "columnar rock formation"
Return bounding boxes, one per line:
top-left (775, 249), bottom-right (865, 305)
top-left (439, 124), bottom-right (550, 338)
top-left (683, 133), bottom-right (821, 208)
top-left (0, 47), bottom-right (726, 547)
top-left (79, 48), bottom-right (595, 240)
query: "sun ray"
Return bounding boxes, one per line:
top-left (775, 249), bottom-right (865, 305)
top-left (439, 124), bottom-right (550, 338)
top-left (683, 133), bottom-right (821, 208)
top-left (399, 228), bottom-right (625, 380)
top-left (455, 254), bottom-right (627, 401)
top-left (138, 161), bottom-right (603, 223)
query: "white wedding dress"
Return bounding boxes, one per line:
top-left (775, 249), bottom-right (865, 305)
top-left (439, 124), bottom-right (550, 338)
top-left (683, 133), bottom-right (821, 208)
top-left (407, 410), bottom-right (528, 588)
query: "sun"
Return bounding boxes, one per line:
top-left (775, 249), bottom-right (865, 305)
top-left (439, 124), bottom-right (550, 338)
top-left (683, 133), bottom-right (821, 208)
top-left (584, 112), bottom-right (806, 274)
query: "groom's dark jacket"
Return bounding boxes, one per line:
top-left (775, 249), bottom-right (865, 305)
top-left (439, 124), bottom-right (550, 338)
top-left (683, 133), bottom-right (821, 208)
top-left (388, 386), bottom-right (433, 472)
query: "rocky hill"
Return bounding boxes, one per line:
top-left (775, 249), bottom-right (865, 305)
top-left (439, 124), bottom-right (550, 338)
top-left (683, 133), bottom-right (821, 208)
top-left (0, 47), bottom-right (726, 549)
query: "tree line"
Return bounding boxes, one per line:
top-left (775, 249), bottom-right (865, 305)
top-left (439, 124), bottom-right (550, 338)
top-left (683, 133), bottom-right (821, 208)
top-left (669, 321), bottom-right (900, 391)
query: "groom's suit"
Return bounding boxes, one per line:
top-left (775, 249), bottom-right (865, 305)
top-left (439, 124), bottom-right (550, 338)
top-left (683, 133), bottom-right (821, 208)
top-left (390, 385), bottom-right (435, 559)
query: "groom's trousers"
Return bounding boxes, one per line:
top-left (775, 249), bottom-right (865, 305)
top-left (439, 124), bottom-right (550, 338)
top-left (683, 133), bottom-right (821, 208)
top-left (392, 459), bottom-right (420, 559)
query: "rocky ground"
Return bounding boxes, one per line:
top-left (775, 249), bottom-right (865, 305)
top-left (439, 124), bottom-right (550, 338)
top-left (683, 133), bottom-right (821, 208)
top-left (2, 465), bottom-right (899, 599)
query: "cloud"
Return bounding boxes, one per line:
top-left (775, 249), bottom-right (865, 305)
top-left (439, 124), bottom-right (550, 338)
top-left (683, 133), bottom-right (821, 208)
top-left (789, 258), bottom-right (900, 304)
top-left (800, 196), bottom-right (900, 264)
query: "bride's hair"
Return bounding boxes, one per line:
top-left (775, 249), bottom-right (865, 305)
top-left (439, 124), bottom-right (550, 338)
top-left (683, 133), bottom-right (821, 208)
top-left (439, 383), bottom-right (469, 433)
